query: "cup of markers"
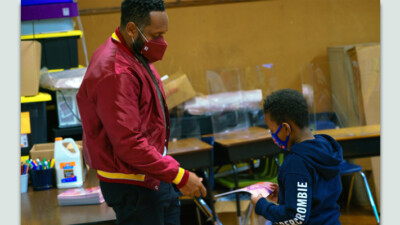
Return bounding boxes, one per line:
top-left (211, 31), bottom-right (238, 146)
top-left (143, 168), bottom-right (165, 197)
top-left (21, 162), bottom-right (29, 193)
top-left (28, 158), bottom-right (55, 191)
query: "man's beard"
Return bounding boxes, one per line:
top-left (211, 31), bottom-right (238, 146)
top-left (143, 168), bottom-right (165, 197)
top-left (132, 35), bottom-right (145, 56)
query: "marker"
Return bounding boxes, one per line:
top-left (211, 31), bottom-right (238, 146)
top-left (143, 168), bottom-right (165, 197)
top-left (36, 159), bottom-right (42, 170)
top-left (50, 159), bottom-right (55, 168)
top-left (31, 161), bottom-right (37, 170)
top-left (44, 161), bottom-right (48, 170)
top-left (23, 164), bottom-right (28, 174)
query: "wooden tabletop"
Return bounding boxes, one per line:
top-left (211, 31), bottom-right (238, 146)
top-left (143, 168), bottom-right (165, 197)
top-left (315, 124), bottom-right (380, 141)
top-left (212, 125), bottom-right (380, 147)
top-left (211, 126), bottom-right (271, 147)
top-left (21, 139), bottom-right (212, 225)
top-left (21, 169), bottom-right (115, 225)
top-left (167, 138), bottom-right (212, 156)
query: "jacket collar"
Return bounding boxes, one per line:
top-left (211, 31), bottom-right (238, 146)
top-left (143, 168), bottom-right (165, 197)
top-left (111, 26), bottom-right (137, 57)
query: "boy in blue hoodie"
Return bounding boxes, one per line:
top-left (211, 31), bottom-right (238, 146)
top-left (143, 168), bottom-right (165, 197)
top-left (251, 89), bottom-right (343, 225)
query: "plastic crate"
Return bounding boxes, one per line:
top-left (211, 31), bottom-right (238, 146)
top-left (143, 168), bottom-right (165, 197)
top-left (21, 30), bottom-right (81, 70)
top-left (21, 0), bottom-right (73, 6)
top-left (21, 93), bottom-right (52, 156)
top-left (21, 18), bottom-right (75, 36)
top-left (51, 126), bottom-right (83, 141)
top-left (21, 2), bottom-right (78, 21)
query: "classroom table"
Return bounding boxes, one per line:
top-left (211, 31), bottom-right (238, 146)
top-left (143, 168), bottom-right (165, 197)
top-left (213, 125), bottom-right (380, 163)
top-left (315, 124), bottom-right (380, 158)
top-left (211, 126), bottom-right (279, 225)
top-left (21, 169), bottom-right (116, 225)
top-left (21, 138), bottom-right (214, 225)
top-left (211, 124), bottom-right (380, 225)
top-left (168, 137), bottom-right (213, 169)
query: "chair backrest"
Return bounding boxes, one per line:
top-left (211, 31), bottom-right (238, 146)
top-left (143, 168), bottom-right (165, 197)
top-left (339, 160), bottom-right (362, 175)
top-left (201, 136), bottom-right (214, 146)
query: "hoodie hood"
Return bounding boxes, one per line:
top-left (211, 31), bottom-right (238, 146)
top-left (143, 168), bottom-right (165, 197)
top-left (290, 134), bottom-right (343, 180)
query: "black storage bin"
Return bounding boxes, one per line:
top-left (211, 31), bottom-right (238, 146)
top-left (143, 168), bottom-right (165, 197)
top-left (21, 101), bottom-right (48, 156)
top-left (51, 126), bottom-right (83, 141)
top-left (37, 36), bottom-right (78, 69)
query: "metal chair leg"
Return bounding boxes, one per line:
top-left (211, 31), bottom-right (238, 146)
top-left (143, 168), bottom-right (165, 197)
top-left (346, 174), bottom-right (355, 212)
top-left (359, 171), bottom-right (380, 224)
top-left (195, 207), bottom-right (203, 225)
top-left (232, 163), bottom-right (242, 225)
top-left (242, 201), bottom-right (253, 225)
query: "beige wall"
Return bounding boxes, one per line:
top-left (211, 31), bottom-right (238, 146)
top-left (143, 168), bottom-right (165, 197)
top-left (77, 0), bottom-right (380, 112)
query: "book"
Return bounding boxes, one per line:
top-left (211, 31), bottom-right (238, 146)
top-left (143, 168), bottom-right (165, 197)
top-left (57, 186), bottom-right (105, 206)
top-left (214, 182), bottom-right (274, 198)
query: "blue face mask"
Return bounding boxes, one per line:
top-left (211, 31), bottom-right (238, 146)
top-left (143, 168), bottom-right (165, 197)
top-left (271, 124), bottom-right (290, 150)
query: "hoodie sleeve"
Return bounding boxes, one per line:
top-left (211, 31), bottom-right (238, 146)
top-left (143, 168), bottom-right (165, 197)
top-left (255, 173), bottom-right (312, 224)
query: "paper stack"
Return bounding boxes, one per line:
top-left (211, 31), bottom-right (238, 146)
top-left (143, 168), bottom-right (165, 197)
top-left (57, 186), bottom-right (104, 206)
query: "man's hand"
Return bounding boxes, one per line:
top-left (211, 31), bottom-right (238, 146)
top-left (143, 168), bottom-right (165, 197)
top-left (267, 183), bottom-right (279, 203)
top-left (178, 172), bottom-right (207, 198)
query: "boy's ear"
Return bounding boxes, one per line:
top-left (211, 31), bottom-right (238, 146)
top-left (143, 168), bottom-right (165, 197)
top-left (283, 122), bottom-right (292, 136)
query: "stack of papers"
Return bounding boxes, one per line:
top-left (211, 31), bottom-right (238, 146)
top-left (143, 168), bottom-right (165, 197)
top-left (57, 186), bottom-right (104, 206)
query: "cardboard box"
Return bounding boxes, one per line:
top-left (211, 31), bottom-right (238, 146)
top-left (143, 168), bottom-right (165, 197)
top-left (162, 72), bottom-right (196, 109)
top-left (29, 140), bottom-right (89, 182)
top-left (327, 43), bottom-right (377, 127)
top-left (347, 44), bottom-right (380, 125)
top-left (21, 40), bottom-right (41, 97)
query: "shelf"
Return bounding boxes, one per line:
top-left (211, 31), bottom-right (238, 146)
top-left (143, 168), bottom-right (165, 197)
top-left (21, 92), bottom-right (52, 104)
top-left (21, 30), bottom-right (83, 40)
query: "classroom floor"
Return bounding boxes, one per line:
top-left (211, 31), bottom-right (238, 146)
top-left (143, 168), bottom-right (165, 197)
top-left (339, 206), bottom-right (378, 225)
top-left (89, 205), bottom-right (378, 225)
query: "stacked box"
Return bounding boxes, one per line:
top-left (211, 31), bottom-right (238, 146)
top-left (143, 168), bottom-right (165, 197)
top-left (21, 93), bottom-right (52, 156)
top-left (21, 2), bottom-right (78, 35)
top-left (21, 31), bottom-right (81, 70)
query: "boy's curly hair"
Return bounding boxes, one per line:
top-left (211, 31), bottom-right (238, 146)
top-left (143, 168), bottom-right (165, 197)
top-left (263, 89), bottom-right (309, 129)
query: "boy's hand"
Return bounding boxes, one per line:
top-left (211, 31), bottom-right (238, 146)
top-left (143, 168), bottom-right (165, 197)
top-left (267, 183), bottom-right (279, 203)
top-left (251, 194), bottom-right (263, 206)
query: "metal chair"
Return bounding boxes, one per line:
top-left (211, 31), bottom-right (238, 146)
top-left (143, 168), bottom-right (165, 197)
top-left (177, 136), bottom-right (222, 225)
top-left (339, 160), bottom-right (380, 224)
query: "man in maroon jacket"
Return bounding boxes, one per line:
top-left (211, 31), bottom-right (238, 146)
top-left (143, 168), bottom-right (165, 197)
top-left (76, 0), bottom-right (206, 224)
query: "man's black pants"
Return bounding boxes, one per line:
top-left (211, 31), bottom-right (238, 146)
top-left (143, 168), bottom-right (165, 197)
top-left (100, 180), bottom-right (180, 225)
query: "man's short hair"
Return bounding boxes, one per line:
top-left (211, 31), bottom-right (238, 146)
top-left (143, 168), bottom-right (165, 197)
top-left (263, 89), bottom-right (310, 129)
top-left (120, 0), bottom-right (165, 29)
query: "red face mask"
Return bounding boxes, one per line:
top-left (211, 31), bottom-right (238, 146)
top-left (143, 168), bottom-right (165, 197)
top-left (136, 28), bottom-right (168, 63)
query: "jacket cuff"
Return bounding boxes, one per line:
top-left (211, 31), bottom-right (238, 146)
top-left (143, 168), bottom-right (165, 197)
top-left (255, 197), bottom-right (269, 215)
top-left (174, 168), bottom-right (189, 189)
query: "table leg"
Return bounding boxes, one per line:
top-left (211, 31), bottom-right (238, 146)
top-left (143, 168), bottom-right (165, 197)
top-left (232, 163), bottom-right (242, 225)
top-left (202, 170), bottom-right (220, 224)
